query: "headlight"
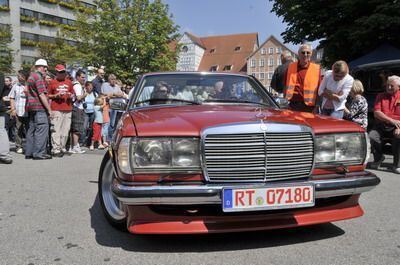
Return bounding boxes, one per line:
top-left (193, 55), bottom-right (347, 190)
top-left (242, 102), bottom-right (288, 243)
top-left (132, 137), bottom-right (200, 171)
top-left (117, 137), bottom-right (133, 174)
top-left (315, 133), bottom-right (366, 166)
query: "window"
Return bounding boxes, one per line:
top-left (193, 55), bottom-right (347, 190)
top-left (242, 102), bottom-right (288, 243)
top-left (21, 31), bottom-right (37, 41)
top-left (21, 55), bottom-right (36, 64)
top-left (210, 48), bottom-right (216, 53)
top-left (268, 72), bottom-right (273, 80)
top-left (210, 65), bottom-right (218, 72)
top-left (0, 0), bottom-right (9, 6)
top-left (277, 58), bottom-right (282, 66)
top-left (181, 45), bottom-right (188, 53)
top-left (259, 58), bottom-right (265, 67)
top-left (250, 59), bottom-right (256, 68)
top-left (259, 73), bottom-right (265, 80)
top-left (268, 58), bottom-right (274, 66)
top-left (20, 8), bottom-right (36, 18)
top-left (223, 65), bottom-right (232, 71)
top-left (260, 48), bottom-right (266, 55)
top-left (234, 46), bottom-right (241, 51)
top-left (80, 1), bottom-right (96, 9)
top-left (38, 13), bottom-right (61, 23)
top-left (276, 47), bottom-right (282, 54)
top-left (38, 35), bottom-right (56, 43)
top-left (269, 47), bottom-right (274, 54)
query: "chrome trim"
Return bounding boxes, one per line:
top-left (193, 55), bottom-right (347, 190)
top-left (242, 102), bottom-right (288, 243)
top-left (112, 172), bottom-right (380, 205)
top-left (201, 121), bottom-right (315, 182)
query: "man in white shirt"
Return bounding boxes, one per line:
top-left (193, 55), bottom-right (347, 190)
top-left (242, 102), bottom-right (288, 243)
top-left (9, 70), bottom-right (29, 154)
top-left (317, 60), bottom-right (354, 118)
top-left (70, 70), bottom-right (88, 154)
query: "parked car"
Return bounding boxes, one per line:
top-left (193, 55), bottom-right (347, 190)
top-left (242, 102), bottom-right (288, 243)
top-left (99, 72), bottom-right (380, 234)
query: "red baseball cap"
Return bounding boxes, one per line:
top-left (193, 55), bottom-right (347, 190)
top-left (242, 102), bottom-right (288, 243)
top-left (55, 64), bottom-right (66, 72)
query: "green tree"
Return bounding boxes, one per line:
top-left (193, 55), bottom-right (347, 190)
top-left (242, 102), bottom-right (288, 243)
top-left (69, 0), bottom-right (180, 84)
top-left (37, 35), bottom-right (85, 71)
top-left (0, 24), bottom-right (13, 73)
top-left (270, 0), bottom-right (400, 66)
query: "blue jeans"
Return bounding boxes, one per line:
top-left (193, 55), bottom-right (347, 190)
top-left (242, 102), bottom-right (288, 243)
top-left (25, 111), bottom-right (49, 157)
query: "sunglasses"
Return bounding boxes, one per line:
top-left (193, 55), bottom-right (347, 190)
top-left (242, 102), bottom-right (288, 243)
top-left (301, 51), bottom-right (311, 55)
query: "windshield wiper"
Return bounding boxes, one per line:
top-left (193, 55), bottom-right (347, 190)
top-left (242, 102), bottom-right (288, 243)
top-left (135, 98), bottom-right (201, 105)
top-left (203, 98), bottom-right (270, 107)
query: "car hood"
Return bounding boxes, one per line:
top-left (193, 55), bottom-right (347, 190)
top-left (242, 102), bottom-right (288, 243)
top-left (129, 105), bottom-right (363, 137)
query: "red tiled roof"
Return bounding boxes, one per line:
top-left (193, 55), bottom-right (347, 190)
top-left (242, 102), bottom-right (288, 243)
top-left (197, 33), bottom-right (259, 72)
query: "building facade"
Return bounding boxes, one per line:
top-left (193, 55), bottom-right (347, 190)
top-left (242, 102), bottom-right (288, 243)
top-left (176, 32), bottom-right (259, 73)
top-left (247, 35), bottom-right (296, 92)
top-left (0, 0), bottom-right (95, 72)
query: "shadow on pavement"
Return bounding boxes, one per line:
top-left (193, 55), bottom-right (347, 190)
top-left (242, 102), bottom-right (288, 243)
top-left (90, 195), bottom-right (345, 252)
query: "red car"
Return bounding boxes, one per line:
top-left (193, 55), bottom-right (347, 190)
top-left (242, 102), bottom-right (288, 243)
top-left (99, 72), bottom-right (380, 234)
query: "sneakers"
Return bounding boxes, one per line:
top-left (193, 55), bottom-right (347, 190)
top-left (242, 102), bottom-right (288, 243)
top-left (70, 145), bottom-right (85, 154)
top-left (89, 145), bottom-right (94, 151)
top-left (98, 144), bottom-right (105, 149)
top-left (16, 148), bottom-right (23, 154)
top-left (392, 167), bottom-right (400, 174)
top-left (368, 155), bottom-right (385, 170)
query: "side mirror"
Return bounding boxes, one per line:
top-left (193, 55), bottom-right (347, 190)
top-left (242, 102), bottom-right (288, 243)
top-left (109, 98), bottom-right (127, 111)
top-left (274, 97), bottom-right (289, 109)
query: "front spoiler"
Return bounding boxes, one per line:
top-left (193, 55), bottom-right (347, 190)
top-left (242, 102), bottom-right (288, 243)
top-left (112, 171), bottom-right (380, 205)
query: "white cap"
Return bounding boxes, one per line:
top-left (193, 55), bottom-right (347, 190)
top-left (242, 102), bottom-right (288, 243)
top-left (34, 59), bottom-right (48, 67)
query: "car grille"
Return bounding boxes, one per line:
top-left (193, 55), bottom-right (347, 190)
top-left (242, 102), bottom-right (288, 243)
top-left (203, 132), bottom-right (314, 182)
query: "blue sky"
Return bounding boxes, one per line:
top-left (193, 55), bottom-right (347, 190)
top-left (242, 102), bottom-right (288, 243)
top-left (162, 0), bottom-right (311, 52)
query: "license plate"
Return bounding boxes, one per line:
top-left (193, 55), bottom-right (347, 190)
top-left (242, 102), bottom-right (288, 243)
top-left (222, 184), bottom-right (315, 212)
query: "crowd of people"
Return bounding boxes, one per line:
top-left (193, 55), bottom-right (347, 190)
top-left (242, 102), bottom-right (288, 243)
top-left (271, 43), bottom-right (400, 174)
top-left (0, 59), bottom-right (130, 163)
top-left (1, 46), bottom-right (400, 174)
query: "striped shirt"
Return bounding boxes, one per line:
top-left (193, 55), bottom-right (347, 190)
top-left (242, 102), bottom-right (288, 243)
top-left (25, 71), bottom-right (47, 112)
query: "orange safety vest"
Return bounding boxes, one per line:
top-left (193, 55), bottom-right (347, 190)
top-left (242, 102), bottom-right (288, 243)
top-left (284, 62), bottom-right (320, 106)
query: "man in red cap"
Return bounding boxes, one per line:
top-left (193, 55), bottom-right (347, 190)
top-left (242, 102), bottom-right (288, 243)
top-left (47, 64), bottom-right (74, 157)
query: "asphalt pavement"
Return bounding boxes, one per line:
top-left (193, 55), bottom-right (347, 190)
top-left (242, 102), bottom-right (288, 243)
top-left (0, 150), bottom-right (399, 265)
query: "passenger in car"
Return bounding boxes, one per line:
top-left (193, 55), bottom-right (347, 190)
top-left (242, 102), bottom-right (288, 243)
top-left (150, 81), bottom-right (171, 105)
top-left (175, 86), bottom-right (194, 101)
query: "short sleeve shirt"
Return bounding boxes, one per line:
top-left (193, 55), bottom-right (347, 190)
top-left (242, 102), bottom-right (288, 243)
top-left (374, 90), bottom-right (400, 121)
top-left (48, 79), bottom-right (74, 111)
top-left (25, 71), bottom-right (47, 112)
top-left (73, 82), bottom-right (85, 109)
top-left (101, 82), bottom-right (122, 96)
top-left (9, 83), bottom-right (27, 117)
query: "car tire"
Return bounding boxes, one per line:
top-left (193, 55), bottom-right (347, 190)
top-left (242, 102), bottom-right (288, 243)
top-left (98, 152), bottom-right (127, 231)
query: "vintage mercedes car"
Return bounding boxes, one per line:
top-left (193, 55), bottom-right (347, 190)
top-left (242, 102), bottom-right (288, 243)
top-left (99, 72), bottom-right (380, 234)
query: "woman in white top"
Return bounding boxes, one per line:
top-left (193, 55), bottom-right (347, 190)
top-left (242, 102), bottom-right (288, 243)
top-left (317, 60), bottom-right (354, 119)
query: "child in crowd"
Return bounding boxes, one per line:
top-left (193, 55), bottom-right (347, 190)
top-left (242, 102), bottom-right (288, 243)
top-left (101, 95), bottom-right (110, 148)
top-left (90, 97), bottom-right (105, 150)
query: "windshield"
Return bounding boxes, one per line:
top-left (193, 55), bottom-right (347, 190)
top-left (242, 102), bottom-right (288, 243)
top-left (130, 73), bottom-right (275, 108)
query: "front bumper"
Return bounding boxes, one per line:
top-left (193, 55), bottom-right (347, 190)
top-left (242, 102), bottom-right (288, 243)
top-left (112, 171), bottom-right (380, 205)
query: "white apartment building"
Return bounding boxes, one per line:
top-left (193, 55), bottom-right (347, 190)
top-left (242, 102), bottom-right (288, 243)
top-left (0, 0), bottom-right (95, 72)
